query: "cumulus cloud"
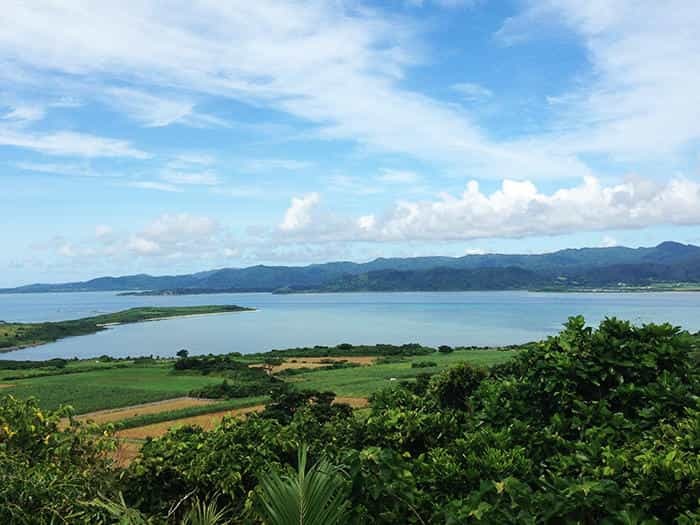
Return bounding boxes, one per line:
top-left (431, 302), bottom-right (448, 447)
top-left (277, 176), bottom-right (700, 242)
top-left (280, 193), bottom-right (320, 232)
top-left (141, 214), bottom-right (219, 244)
top-left (94, 225), bottom-right (113, 239)
top-left (49, 214), bottom-right (232, 262)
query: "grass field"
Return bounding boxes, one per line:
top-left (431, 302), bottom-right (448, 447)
top-left (4, 364), bottom-right (228, 413)
top-left (285, 349), bottom-right (515, 396)
top-left (2, 346), bottom-right (517, 422)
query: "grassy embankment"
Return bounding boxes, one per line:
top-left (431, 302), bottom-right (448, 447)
top-left (0, 305), bottom-right (253, 352)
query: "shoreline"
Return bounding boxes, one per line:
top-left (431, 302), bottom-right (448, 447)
top-left (0, 307), bottom-right (255, 356)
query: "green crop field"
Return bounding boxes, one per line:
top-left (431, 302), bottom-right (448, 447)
top-left (2, 364), bottom-right (228, 413)
top-left (0, 347), bottom-right (517, 414)
top-left (286, 349), bottom-right (516, 396)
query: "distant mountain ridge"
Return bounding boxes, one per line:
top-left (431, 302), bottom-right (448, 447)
top-left (3, 241), bottom-right (700, 294)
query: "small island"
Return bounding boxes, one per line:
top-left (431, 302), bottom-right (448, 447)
top-left (0, 305), bottom-right (253, 352)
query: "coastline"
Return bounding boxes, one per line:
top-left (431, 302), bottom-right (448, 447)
top-left (0, 306), bottom-right (255, 356)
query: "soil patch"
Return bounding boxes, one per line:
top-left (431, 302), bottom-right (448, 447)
top-left (251, 356), bottom-right (376, 374)
top-left (116, 404), bottom-right (264, 439)
top-left (334, 396), bottom-right (369, 408)
top-left (74, 397), bottom-right (217, 425)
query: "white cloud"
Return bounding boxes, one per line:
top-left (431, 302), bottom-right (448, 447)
top-left (2, 104), bottom-right (45, 122)
top-left (212, 186), bottom-right (266, 198)
top-left (377, 168), bottom-right (421, 184)
top-left (126, 237), bottom-right (161, 256)
top-left (0, 129), bottom-right (149, 158)
top-left (277, 176), bottom-right (700, 242)
top-left (451, 82), bottom-right (493, 101)
top-left (57, 242), bottom-right (77, 257)
top-left (106, 88), bottom-right (228, 128)
top-left (95, 225), bottom-right (113, 239)
top-left (497, 1), bottom-right (700, 159)
top-left (126, 181), bottom-right (182, 192)
top-left (406, 0), bottom-right (476, 8)
top-left (14, 161), bottom-right (94, 177)
top-left (327, 175), bottom-right (381, 195)
top-left (280, 193), bottom-right (320, 231)
top-left (242, 158), bottom-right (314, 173)
top-left (599, 235), bottom-right (618, 248)
top-left (0, 1), bottom-right (590, 180)
top-left (160, 171), bottom-right (219, 186)
top-left (142, 213), bottom-right (219, 243)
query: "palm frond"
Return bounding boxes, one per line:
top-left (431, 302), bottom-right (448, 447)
top-left (181, 496), bottom-right (229, 525)
top-left (255, 444), bottom-right (350, 525)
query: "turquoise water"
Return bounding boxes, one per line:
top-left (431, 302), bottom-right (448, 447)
top-left (2, 291), bottom-right (700, 360)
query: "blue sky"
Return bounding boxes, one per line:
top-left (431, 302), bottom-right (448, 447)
top-left (1, 0), bottom-right (700, 286)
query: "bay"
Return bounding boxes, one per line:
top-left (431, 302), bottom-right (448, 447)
top-left (1, 291), bottom-right (699, 360)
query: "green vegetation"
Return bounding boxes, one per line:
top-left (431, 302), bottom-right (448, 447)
top-left (7, 241), bottom-right (700, 295)
top-left (0, 305), bottom-right (253, 351)
top-left (112, 397), bottom-right (268, 431)
top-left (0, 344), bottom-right (518, 413)
top-left (263, 342), bottom-right (434, 358)
top-left (3, 364), bottom-right (229, 413)
top-left (3, 316), bottom-right (697, 523)
top-left (285, 349), bottom-right (513, 397)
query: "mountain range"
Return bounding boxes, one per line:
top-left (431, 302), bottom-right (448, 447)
top-left (3, 241), bottom-right (700, 294)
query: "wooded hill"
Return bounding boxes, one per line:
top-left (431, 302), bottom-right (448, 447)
top-left (4, 241), bottom-right (700, 294)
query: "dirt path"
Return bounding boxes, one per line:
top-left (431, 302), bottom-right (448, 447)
top-left (0, 383), bottom-right (14, 389)
top-left (116, 404), bottom-right (265, 439)
top-left (73, 397), bottom-right (218, 425)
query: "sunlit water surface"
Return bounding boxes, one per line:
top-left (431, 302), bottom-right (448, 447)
top-left (2, 291), bottom-right (699, 360)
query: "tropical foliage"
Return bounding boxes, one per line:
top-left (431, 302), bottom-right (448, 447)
top-left (1, 317), bottom-right (699, 523)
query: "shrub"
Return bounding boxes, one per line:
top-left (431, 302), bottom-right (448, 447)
top-left (411, 360), bottom-right (437, 368)
top-left (428, 362), bottom-right (487, 411)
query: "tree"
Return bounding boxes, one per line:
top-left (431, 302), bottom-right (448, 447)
top-left (428, 362), bottom-right (487, 411)
top-left (176, 349), bottom-right (189, 359)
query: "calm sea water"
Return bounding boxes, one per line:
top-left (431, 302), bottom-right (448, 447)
top-left (2, 291), bottom-right (700, 360)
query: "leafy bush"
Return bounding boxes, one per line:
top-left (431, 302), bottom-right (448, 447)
top-left (0, 396), bottom-right (118, 524)
top-left (6, 317), bottom-right (700, 524)
top-left (411, 360), bottom-right (438, 368)
top-left (428, 362), bottom-right (488, 411)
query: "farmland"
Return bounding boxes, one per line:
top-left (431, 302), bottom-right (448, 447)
top-left (0, 342), bottom-right (517, 440)
top-left (1, 345), bottom-right (515, 411)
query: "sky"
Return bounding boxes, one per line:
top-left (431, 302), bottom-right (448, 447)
top-left (1, 0), bottom-right (700, 286)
